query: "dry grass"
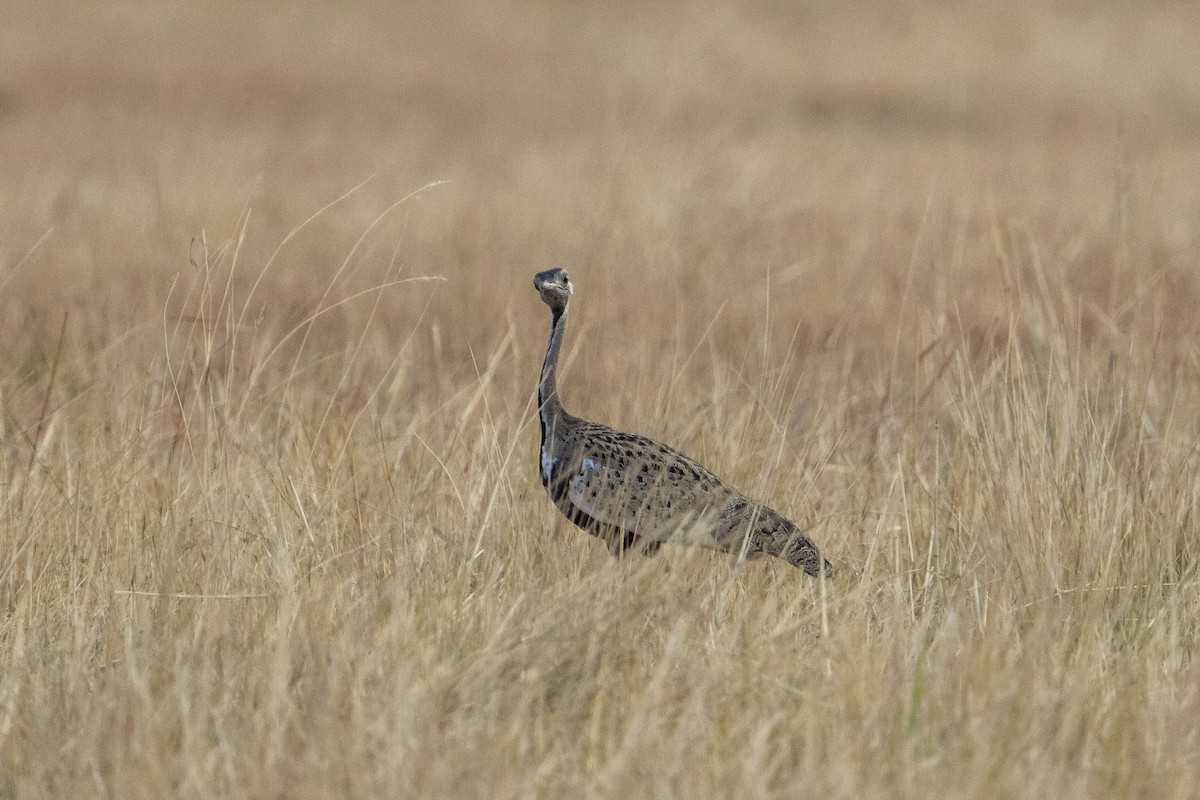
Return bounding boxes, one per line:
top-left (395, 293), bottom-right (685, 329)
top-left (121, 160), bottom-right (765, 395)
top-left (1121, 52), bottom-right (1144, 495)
top-left (3, 1), bottom-right (1200, 797)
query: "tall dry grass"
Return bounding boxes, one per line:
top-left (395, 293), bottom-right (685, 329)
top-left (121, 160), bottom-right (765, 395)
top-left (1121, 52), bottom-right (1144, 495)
top-left (2, 1), bottom-right (1200, 797)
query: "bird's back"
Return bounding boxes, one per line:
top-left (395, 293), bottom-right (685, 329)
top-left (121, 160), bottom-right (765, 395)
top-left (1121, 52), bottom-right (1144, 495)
top-left (560, 419), bottom-right (731, 543)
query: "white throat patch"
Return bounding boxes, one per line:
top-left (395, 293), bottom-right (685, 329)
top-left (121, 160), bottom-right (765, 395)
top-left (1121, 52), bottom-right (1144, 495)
top-left (541, 448), bottom-right (558, 483)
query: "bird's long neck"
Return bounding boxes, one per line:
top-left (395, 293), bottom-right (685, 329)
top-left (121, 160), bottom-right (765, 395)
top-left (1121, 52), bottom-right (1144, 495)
top-left (538, 305), bottom-right (568, 437)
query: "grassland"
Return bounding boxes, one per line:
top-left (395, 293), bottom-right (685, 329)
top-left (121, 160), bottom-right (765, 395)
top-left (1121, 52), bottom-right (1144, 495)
top-left (2, 1), bottom-right (1200, 797)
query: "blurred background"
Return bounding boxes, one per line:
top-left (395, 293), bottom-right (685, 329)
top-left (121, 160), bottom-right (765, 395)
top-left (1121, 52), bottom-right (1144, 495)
top-left (4, 1), bottom-right (1199, 363)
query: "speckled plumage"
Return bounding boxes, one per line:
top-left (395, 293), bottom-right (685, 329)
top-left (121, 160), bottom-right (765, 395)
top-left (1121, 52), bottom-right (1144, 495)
top-left (533, 268), bottom-right (832, 578)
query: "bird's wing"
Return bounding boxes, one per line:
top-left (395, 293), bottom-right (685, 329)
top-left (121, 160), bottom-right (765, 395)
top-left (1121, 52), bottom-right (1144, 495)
top-left (566, 455), bottom-right (634, 530)
top-left (565, 452), bottom-right (719, 544)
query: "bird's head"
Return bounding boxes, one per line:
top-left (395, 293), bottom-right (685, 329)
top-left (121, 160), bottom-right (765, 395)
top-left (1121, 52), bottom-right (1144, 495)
top-left (533, 268), bottom-right (573, 312)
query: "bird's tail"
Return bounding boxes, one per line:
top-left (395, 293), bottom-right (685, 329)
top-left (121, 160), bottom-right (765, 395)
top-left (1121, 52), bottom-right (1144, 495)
top-left (746, 507), bottom-right (833, 579)
top-left (773, 531), bottom-right (833, 579)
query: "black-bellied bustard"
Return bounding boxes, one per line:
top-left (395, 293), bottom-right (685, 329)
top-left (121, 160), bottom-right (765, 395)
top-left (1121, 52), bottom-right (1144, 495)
top-left (533, 268), bottom-right (832, 578)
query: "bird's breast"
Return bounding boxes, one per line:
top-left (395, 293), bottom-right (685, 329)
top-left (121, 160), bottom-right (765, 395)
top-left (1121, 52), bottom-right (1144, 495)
top-left (540, 448), bottom-right (558, 487)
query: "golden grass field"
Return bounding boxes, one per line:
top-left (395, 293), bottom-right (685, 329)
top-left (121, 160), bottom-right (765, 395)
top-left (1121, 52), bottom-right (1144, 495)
top-left (3, 1), bottom-right (1200, 796)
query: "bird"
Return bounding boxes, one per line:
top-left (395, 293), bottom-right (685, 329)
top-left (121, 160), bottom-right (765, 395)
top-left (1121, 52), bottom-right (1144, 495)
top-left (533, 267), bottom-right (832, 578)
